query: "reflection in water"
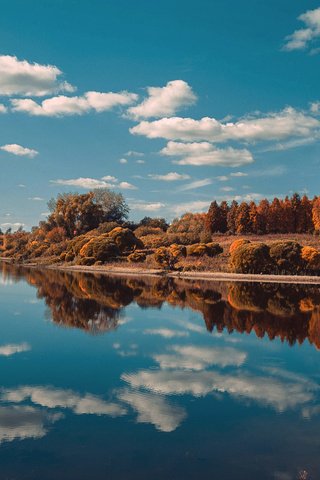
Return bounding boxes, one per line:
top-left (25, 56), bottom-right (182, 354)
top-left (1, 262), bottom-right (320, 479)
top-left (2, 262), bottom-right (320, 349)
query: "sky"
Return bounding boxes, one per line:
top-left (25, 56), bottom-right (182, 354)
top-left (1, 0), bottom-right (320, 230)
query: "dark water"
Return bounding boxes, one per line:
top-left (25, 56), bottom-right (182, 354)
top-left (0, 263), bottom-right (320, 480)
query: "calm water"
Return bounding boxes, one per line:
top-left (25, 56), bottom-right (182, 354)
top-left (0, 264), bottom-right (320, 480)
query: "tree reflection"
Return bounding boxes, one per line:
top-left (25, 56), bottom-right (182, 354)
top-left (2, 262), bottom-right (320, 348)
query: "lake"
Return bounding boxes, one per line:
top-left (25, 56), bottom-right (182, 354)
top-left (0, 263), bottom-right (319, 480)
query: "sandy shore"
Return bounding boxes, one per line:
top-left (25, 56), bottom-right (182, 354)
top-left (2, 258), bottom-right (320, 284)
top-left (45, 264), bottom-right (320, 285)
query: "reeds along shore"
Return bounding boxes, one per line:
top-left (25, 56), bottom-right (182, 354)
top-left (3, 262), bottom-right (320, 350)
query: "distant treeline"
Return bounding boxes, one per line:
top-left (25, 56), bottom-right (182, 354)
top-left (206, 194), bottom-right (320, 234)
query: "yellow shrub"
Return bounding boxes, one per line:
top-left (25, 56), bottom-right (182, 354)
top-left (229, 239), bottom-right (250, 254)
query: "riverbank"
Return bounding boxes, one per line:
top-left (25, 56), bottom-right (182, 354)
top-left (43, 263), bottom-right (320, 284)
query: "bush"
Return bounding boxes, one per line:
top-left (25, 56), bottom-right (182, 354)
top-left (269, 241), bottom-right (302, 274)
top-left (134, 226), bottom-right (165, 238)
top-left (187, 243), bottom-right (222, 257)
top-left (229, 242), bottom-right (272, 274)
top-left (169, 244), bottom-right (187, 259)
top-left (153, 247), bottom-right (180, 270)
top-left (206, 242), bottom-right (223, 257)
top-left (76, 256), bottom-right (96, 266)
top-left (80, 236), bottom-right (120, 262)
top-left (229, 238), bottom-right (250, 254)
top-left (108, 227), bottom-right (144, 253)
top-left (127, 252), bottom-right (147, 263)
top-left (301, 246), bottom-right (320, 270)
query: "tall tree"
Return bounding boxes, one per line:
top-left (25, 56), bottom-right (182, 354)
top-left (235, 202), bottom-right (251, 234)
top-left (227, 201), bottom-right (239, 234)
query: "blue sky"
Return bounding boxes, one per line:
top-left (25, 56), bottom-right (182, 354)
top-left (1, 0), bottom-right (320, 229)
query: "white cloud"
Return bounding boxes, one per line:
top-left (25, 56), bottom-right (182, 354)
top-left (283, 7), bottom-right (320, 52)
top-left (118, 389), bottom-right (186, 432)
top-left (28, 197), bottom-right (44, 201)
top-left (118, 181), bottom-right (137, 190)
top-left (160, 141), bottom-right (253, 167)
top-left (127, 80), bottom-right (196, 119)
top-left (178, 178), bottom-right (212, 191)
top-left (2, 386), bottom-right (126, 417)
top-left (220, 186), bottom-right (234, 192)
top-left (101, 175), bottom-right (118, 182)
top-left (169, 200), bottom-right (210, 216)
top-left (0, 54), bottom-right (74, 96)
top-left (153, 345), bottom-right (247, 371)
top-left (131, 108), bottom-right (319, 143)
top-left (136, 159), bottom-right (145, 164)
top-left (51, 177), bottom-right (111, 189)
top-left (148, 172), bottom-right (191, 181)
top-left (129, 201), bottom-right (165, 212)
top-left (1, 222), bottom-right (25, 230)
top-left (11, 91), bottom-right (137, 117)
top-left (0, 144), bottom-right (38, 158)
top-left (0, 104), bottom-right (7, 113)
top-left (215, 175), bottom-right (229, 181)
top-left (122, 369), bottom-right (317, 412)
top-left (0, 406), bottom-right (61, 443)
top-left (50, 177), bottom-right (137, 190)
top-left (230, 171), bottom-right (248, 177)
top-left (143, 329), bottom-right (189, 339)
top-left (0, 343), bottom-right (30, 356)
top-left (119, 158), bottom-right (128, 164)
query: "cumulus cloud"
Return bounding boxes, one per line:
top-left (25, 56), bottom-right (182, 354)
top-left (131, 108), bottom-right (319, 144)
top-left (152, 345), bottom-right (247, 371)
top-left (283, 7), bottom-right (320, 52)
top-left (129, 201), bottom-right (165, 211)
top-left (0, 343), bottom-right (30, 356)
top-left (119, 158), bottom-right (128, 164)
top-left (0, 54), bottom-right (74, 96)
top-left (148, 172), bottom-right (191, 181)
top-left (2, 385), bottom-right (126, 417)
top-left (0, 144), bottom-right (38, 158)
top-left (50, 177), bottom-right (137, 190)
top-left (169, 200), bottom-right (210, 216)
top-left (0, 104), bottom-right (7, 113)
top-left (160, 141), bottom-right (253, 167)
top-left (127, 80), bottom-right (196, 119)
top-left (11, 91), bottom-right (137, 117)
top-left (0, 406), bottom-right (61, 443)
top-left (118, 389), bottom-right (186, 432)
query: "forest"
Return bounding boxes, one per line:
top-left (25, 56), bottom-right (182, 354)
top-left (1, 189), bottom-right (320, 276)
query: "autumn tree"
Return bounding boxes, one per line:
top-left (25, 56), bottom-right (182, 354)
top-left (227, 201), bottom-right (238, 234)
top-left (235, 202), bottom-right (251, 234)
top-left (206, 201), bottom-right (228, 233)
top-left (48, 192), bottom-right (105, 237)
top-left (312, 196), bottom-right (320, 232)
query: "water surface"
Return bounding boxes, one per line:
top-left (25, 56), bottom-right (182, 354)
top-left (0, 264), bottom-right (319, 479)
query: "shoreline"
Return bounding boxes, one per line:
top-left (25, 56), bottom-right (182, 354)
top-left (2, 258), bottom-right (320, 284)
top-left (33, 263), bottom-right (320, 284)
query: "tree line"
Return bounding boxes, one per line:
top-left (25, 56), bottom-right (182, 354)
top-left (206, 194), bottom-right (320, 234)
